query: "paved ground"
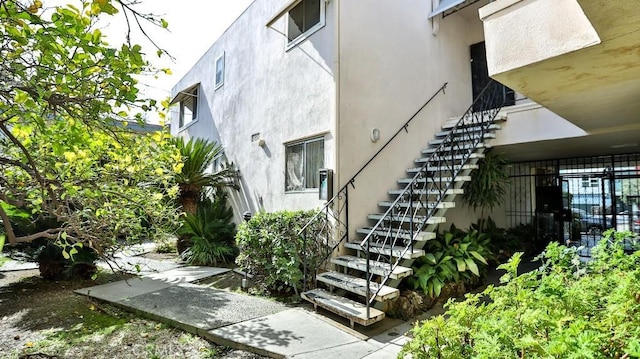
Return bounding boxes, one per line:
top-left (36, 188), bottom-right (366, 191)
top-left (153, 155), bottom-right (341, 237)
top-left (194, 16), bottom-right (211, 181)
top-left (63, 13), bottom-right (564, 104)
top-left (74, 263), bottom-right (410, 359)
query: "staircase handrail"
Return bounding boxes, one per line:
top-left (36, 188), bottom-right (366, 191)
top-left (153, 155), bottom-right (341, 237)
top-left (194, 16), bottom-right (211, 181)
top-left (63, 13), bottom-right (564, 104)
top-left (298, 82), bottom-right (449, 289)
top-left (358, 79), bottom-right (508, 311)
top-left (297, 82), bottom-right (448, 236)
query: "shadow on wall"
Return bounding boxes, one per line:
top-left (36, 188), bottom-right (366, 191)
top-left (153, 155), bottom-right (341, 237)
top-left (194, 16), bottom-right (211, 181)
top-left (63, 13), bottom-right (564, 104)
top-left (228, 176), bottom-right (259, 224)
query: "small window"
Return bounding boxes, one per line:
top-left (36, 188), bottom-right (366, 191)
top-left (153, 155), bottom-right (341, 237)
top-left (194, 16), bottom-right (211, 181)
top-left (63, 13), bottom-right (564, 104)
top-left (179, 87), bottom-right (198, 128)
top-left (285, 137), bottom-right (324, 191)
top-left (215, 54), bottom-right (224, 89)
top-left (581, 176), bottom-right (599, 188)
top-left (287, 0), bottom-right (325, 48)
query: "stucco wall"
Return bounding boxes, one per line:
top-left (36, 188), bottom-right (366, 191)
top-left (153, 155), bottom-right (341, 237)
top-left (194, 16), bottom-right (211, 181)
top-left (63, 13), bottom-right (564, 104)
top-left (336, 0), bottom-right (487, 235)
top-left (480, 0), bottom-right (600, 77)
top-left (171, 0), bottom-right (336, 219)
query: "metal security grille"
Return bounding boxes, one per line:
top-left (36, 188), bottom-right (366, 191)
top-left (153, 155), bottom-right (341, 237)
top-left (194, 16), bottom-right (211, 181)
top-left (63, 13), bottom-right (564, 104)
top-left (505, 153), bottom-right (640, 256)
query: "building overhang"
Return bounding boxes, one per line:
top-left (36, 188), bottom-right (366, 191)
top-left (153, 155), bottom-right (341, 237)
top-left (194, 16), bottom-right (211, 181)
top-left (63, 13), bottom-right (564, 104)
top-left (265, 0), bottom-right (302, 27)
top-left (480, 0), bottom-right (640, 133)
top-left (169, 83), bottom-right (200, 105)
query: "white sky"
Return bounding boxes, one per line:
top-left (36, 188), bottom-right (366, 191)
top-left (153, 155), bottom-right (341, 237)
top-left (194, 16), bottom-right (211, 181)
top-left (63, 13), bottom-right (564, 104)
top-left (46, 0), bottom-right (254, 123)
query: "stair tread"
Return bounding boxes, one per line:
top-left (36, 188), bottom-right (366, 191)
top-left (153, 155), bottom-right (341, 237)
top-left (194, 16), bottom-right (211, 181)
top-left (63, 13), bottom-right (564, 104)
top-left (344, 241), bottom-right (425, 259)
top-left (368, 214), bottom-right (446, 224)
top-left (331, 255), bottom-right (413, 279)
top-left (415, 152), bottom-right (485, 163)
top-left (301, 288), bottom-right (385, 326)
top-left (422, 143), bottom-right (488, 154)
top-left (407, 164), bottom-right (478, 173)
top-left (316, 271), bottom-right (399, 301)
top-left (440, 122), bottom-right (502, 132)
top-left (356, 227), bottom-right (436, 241)
top-left (429, 133), bottom-right (495, 145)
top-left (398, 176), bottom-right (471, 183)
top-left (388, 188), bottom-right (463, 195)
top-left (378, 200), bottom-right (455, 209)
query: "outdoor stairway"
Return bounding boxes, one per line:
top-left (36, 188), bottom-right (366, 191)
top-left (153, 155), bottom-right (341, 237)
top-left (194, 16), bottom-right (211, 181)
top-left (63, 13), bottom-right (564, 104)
top-left (302, 113), bottom-right (504, 328)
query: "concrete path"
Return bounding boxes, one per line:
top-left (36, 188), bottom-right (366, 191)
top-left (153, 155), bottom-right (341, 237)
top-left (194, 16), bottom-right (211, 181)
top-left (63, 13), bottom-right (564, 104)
top-left (75, 265), bottom-right (410, 358)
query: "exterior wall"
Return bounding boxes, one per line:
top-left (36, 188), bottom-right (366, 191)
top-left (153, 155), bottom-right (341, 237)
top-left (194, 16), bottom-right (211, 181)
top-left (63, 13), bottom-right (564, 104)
top-left (480, 0), bottom-right (600, 78)
top-left (171, 0), bottom-right (336, 219)
top-left (336, 0), bottom-right (487, 234)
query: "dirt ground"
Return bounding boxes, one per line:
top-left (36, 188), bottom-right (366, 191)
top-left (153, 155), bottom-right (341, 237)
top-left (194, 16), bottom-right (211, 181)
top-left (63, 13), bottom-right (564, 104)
top-left (0, 256), bottom-right (266, 359)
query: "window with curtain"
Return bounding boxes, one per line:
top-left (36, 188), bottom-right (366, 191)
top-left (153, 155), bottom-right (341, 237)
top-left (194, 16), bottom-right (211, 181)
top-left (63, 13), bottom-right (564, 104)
top-left (285, 137), bottom-right (324, 191)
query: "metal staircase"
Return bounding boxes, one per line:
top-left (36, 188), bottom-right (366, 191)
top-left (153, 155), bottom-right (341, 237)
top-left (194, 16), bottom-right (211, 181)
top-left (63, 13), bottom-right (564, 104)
top-left (298, 81), bottom-right (507, 328)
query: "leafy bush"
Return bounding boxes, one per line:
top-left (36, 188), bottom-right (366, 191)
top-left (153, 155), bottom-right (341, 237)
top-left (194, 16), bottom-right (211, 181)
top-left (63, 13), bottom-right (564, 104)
top-left (401, 230), bottom-right (640, 359)
top-left (235, 210), bottom-right (329, 296)
top-left (408, 224), bottom-right (490, 298)
top-left (179, 192), bottom-right (238, 266)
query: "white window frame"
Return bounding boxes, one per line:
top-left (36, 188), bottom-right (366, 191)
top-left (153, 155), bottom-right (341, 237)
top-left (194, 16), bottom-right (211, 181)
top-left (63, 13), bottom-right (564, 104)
top-left (285, 0), bottom-right (326, 51)
top-left (285, 136), bottom-right (325, 192)
top-left (215, 53), bottom-right (225, 90)
top-left (178, 86), bottom-right (199, 130)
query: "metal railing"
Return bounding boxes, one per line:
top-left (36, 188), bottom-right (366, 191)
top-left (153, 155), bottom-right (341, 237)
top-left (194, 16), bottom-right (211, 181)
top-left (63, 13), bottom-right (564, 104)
top-left (299, 82), bottom-right (449, 290)
top-left (359, 79), bottom-right (508, 317)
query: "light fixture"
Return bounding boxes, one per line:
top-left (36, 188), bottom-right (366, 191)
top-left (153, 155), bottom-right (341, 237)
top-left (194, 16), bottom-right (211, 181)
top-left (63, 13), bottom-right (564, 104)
top-left (370, 128), bottom-right (380, 143)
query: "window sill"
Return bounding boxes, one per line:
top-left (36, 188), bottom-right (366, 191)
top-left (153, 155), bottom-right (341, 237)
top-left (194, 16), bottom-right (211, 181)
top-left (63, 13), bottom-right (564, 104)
top-left (177, 118), bottom-right (199, 132)
top-left (214, 83), bottom-right (223, 91)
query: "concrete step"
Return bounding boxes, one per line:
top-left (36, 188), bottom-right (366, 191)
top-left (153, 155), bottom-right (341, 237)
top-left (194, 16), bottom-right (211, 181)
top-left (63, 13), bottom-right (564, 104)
top-left (344, 241), bottom-right (425, 260)
top-left (422, 143), bottom-right (488, 155)
top-left (378, 200), bottom-right (455, 210)
top-left (429, 133), bottom-right (495, 146)
top-left (406, 164), bottom-right (478, 174)
top-left (397, 176), bottom-right (471, 184)
top-left (316, 271), bottom-right (399, 302)
top-left (415, 152), bottom-right (484, 164)
top-left (443, 114), bottom-right (506, 129)
top-left (301, 288), bottom-right (385, 327)
top-left (436, 123), bottom-right (501, 137)
top-left (367, 213), bottom-right (446, 225)
top-left (331, 255), bottom-right (413, 280)
top-left (356, 227), bottom-right (436, 242)
top-left (388, 188), bottom-right (463, 196)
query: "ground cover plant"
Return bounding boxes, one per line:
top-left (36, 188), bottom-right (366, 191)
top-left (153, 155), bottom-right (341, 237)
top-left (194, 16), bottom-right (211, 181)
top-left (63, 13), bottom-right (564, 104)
top-left (401, 230), bottom-right (640, 358)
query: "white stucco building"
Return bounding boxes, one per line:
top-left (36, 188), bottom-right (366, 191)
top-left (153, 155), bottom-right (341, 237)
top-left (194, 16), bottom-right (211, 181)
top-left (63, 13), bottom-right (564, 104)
top-left (171, 0), bottom-right (640, 325)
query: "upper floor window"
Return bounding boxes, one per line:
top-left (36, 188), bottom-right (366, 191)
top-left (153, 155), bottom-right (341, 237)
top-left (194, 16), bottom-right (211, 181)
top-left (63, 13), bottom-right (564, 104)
top-left (287, 0), bottom-right (325, 48)
top-left (179, 86), bottom-right (198, 128)
top-left (285, 137), bottom-right (324, 191)
top-left (215, 53), bottom-right (224, 89)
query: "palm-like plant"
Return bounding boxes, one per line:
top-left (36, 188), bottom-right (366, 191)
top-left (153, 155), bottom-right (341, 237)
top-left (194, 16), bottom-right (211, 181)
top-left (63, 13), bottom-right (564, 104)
top-left (172, 137), bottom-right (240, 216)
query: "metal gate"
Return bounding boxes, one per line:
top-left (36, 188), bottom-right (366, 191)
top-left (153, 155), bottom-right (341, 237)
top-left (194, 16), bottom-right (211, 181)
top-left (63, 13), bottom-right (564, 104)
top-left (505, 153), bottom-right (640, 256)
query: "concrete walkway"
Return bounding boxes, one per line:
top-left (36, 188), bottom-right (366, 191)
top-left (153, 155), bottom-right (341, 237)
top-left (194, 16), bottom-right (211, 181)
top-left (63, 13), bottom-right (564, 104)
top-left (75, 265), bottom-right (411, 358)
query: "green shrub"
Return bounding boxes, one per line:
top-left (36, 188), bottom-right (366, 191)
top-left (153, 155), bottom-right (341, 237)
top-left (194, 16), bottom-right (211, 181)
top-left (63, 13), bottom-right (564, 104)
top-left (408, 224), bottom-right (490, 298)
top-left (179, 192), bottom-right (238, 266)
top-left (235, 210), bottom-right (329, 296)
top-left (401, 230), bottom-right (640, 359)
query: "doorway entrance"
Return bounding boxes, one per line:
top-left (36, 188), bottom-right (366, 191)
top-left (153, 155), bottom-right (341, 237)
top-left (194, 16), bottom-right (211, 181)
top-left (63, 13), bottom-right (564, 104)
top-left (470, 41), bottom-right (515, 110)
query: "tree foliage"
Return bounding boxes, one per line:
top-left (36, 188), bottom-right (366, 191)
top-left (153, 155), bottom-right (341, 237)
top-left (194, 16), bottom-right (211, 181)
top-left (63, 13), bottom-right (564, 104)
top-left (0, 0), bottom-right (180, 254)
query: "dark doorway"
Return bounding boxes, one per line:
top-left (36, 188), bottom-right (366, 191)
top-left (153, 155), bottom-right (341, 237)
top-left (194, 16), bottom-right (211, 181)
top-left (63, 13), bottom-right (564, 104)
top-left (470, 41), bottom-right (515, 110)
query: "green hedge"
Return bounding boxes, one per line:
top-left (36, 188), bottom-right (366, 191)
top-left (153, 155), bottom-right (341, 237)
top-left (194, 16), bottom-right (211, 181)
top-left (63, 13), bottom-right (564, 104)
top-left (235, 210), bottom-right (329, 296)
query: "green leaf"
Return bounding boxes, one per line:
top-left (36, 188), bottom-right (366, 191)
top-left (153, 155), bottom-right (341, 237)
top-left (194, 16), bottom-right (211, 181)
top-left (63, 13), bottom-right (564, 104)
top-left (424, 252), bottom-right (436, 264)
top-left (61, 249), bottom-right (70, 260)
top-left (161, 18), bottom-right (168, 28)
top-left (465, 257), bottom-right (480, 276)
top-left (470, 250), bottom-right (488, 265)
top-left (454, 257), bottom-right (466, 272)
top-left (0, 234), bottom-right (5, 253)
